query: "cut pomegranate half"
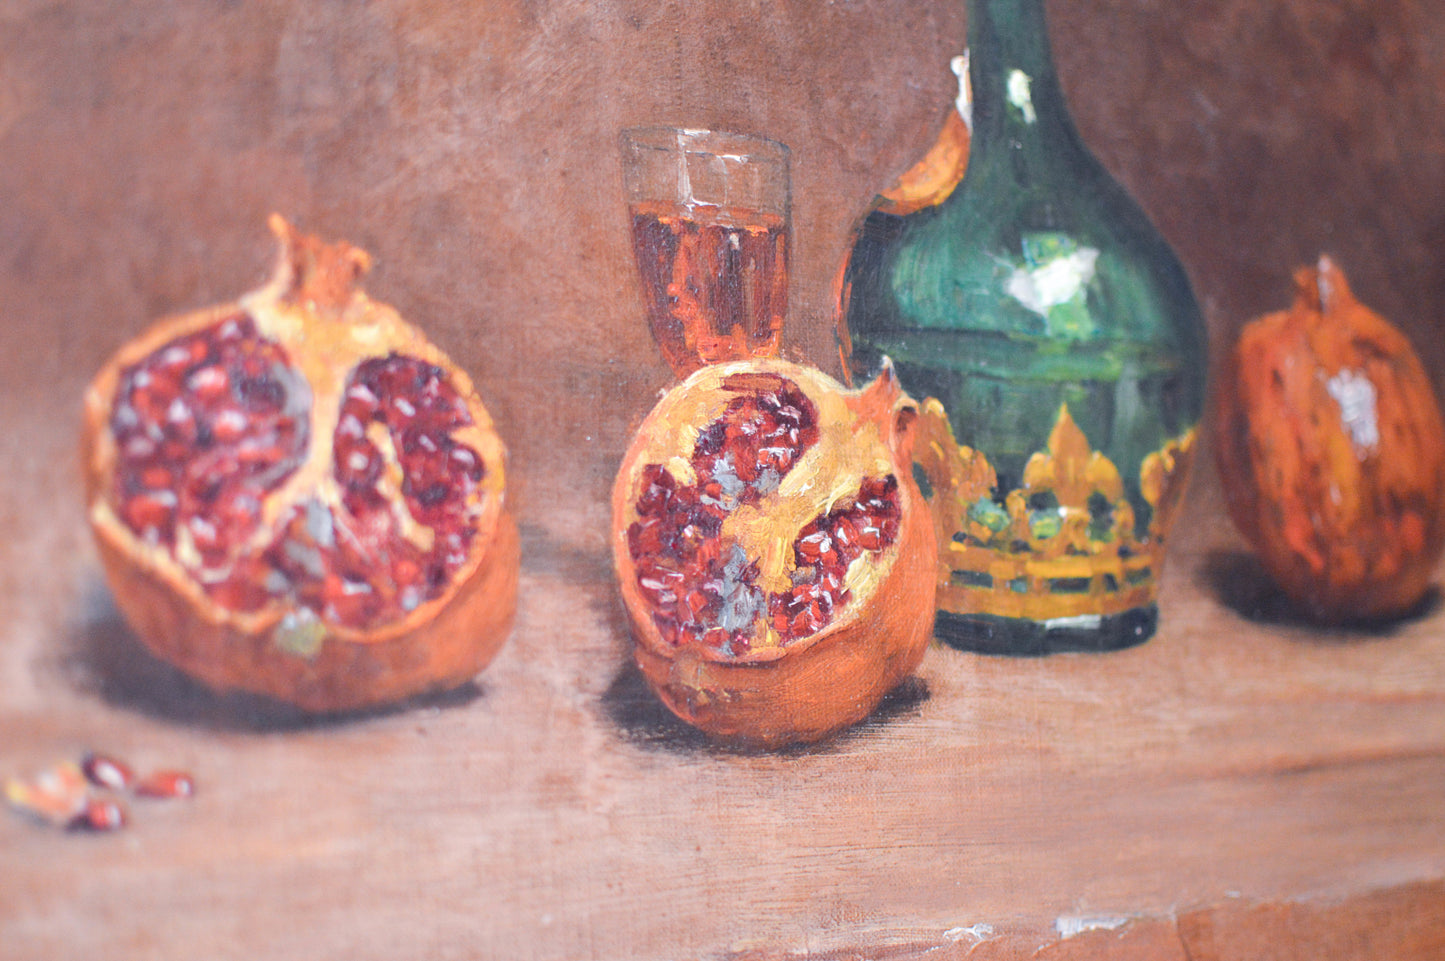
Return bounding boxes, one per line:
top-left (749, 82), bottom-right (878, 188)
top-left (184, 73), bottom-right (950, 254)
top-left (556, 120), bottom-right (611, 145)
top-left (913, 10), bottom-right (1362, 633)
top-left (612, 359), bottom-right (936, 746)
top-left (83, 217), bottom-right (518, 712)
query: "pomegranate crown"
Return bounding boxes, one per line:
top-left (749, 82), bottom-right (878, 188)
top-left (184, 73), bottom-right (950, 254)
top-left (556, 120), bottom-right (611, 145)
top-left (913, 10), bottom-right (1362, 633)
top-left (267, 213), bottom-right (373, 312)
top-left (856, 357), bottom-right (918, 454)
top-left (1292, 254), bottom-right (1354, 316)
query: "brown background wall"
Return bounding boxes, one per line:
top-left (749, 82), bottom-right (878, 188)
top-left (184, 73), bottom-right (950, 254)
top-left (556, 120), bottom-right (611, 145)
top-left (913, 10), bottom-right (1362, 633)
top-left (5, 0), bottom-right (1445, 541)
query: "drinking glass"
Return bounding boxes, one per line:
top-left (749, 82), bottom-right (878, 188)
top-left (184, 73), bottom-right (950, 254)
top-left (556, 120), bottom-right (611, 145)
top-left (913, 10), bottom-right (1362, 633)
top-left (620, 127), bottom-right (791, 378)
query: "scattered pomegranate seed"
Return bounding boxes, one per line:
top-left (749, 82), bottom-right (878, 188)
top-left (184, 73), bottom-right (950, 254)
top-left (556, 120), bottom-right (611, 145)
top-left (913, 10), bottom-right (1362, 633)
top-left (135, 770), bottom-right (196, 799)
top-left (3, 762), bottom-right (89, 827)
top-left (6, 751), bottom-right (197, 833)
top-left (71, 797), bottom-right (128, 832)
top-left (81, 752), bottom-right (135, 792)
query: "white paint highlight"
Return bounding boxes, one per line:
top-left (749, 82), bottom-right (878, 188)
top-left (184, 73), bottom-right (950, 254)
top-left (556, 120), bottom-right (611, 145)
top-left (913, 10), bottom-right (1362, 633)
top-left (944, 923), bottom-right (995, 942)
top-left (1055, 914), bottom-right (1131, 939)
top-left (1005, 246), bottom-right (1100, 317)
top-left (1326, 368), bottom-right (1379, 453)
top-left (1045, 614), bottom-right (1103, 630)
top-left (1008, 68), bottom-right (1036, 123)
top-left (951, 52), bottom-right (973, 131)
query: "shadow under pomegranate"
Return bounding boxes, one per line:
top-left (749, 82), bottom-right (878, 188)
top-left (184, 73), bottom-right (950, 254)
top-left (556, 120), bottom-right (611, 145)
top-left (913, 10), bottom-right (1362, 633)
top-left (600, 655), bottom-right (931, 757)
top-left (1202, 549), bottom-right (1439, 637)
top-left (60, 577), bottom-right (483, 733)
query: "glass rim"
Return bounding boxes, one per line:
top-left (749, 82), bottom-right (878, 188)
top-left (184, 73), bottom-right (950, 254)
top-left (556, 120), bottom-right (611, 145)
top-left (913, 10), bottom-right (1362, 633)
top-left (619, 126), bottom-right (791, 166)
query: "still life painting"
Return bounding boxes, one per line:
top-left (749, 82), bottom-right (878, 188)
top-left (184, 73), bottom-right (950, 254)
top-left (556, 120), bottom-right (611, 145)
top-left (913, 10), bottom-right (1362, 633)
top-left (4, 1), bottom-right (1445, 958)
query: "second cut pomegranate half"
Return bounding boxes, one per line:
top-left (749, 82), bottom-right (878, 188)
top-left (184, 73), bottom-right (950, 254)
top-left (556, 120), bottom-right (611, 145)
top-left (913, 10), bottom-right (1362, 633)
top-left (611, 359), bottom-right (936, 746)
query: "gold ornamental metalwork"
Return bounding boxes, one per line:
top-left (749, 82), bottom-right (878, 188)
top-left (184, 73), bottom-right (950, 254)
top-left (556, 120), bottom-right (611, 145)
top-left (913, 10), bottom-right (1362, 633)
top-left (915, 399), bottom-right (1196, 622)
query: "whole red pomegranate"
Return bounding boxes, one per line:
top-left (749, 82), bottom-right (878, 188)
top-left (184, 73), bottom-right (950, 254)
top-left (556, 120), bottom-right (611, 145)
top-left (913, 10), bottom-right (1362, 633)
top-left (83, 216), bottom-right (519, 712)
top-left (611, 359), bottom-right (936, 746)
top-left (1216, 256), bottom-right (1445, 623)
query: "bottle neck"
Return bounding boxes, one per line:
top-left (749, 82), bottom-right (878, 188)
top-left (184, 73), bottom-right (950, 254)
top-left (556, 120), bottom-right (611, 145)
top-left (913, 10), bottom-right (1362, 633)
top-left (965, 0), bottom-right (1072, 151)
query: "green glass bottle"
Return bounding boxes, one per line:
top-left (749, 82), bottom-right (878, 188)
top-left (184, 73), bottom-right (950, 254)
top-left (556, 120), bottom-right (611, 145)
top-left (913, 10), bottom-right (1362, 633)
top-left (839, 0), bottom-right (1207, 654)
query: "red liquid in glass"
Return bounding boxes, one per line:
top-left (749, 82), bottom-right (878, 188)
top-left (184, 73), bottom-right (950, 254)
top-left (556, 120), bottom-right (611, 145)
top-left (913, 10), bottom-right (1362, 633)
top-left (629, 201), bottom-right (788, 377)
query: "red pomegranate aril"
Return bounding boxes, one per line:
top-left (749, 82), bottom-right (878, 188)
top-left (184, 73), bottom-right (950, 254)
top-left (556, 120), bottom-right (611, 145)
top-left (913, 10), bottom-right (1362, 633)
top-left (139, 466), bottom-right (172, 490)
top-left (335, 443), bottom-right (380, 488)
top-left (5, 762), bottom-right (90, 826)
top-left (689, 383), bottom-right (818, 505)
top-left (623, 378), bottom-right (910, 653)
top-left (393, 557), bottom-right (421, 585)
top-left (186, 365), bottom-right (230, 400)
top-left (109, 315), bottom-right (309, 559)
top-left (209, 408), bottom-right (248, 443)
top-left (80, 752), bottom-right (134, 792)
top-left (450, 447), bottom-right (480, 472)
top-left (122, 490), bottom-right (176, 535)
top-left (185, 515), bottom-right (223, 557)
top-left (127, 385), bottom-right (168, 426)
top-left (336, 411), bottom-right (366, 439)
top-left (135, 770), bottom-right (196, 799)
top-left (70, 797), bottom-right (128, 832)
top-left (113, 345), bottom-right (492, 633)
top-left (685, 589), bottom-right (711, 617)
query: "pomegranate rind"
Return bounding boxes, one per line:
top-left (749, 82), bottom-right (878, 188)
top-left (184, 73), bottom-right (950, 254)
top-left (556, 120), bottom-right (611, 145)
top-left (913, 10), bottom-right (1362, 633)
top-left (89, 505), bottom-right (518, 712)
top-left (1215, 256), bottom-right (1445, 623)
top-left (612, 358), bottom-right (936, 746)
top-left (876, 108), bottom-right (971, 217)
top-left (81, 219), bottom-right (518, 711)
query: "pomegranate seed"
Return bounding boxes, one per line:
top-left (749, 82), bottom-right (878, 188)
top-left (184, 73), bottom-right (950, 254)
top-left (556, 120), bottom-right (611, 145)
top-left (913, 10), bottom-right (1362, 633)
top-left (215, 316), bottom-right (245, 342)
top-left (121, 434), bottom-right (157, 459)
top-left (139, 466), bottom-right (173, 489)
top-left (186, 365), bottom-right (230, 400)
top-left (165, 395), bottom-right (195, 426)
top-left (153, 343), bottom-right (196, 375)
top-left (795, 531), bottom-right (828, 562)
top-left (135, 770), bottom-right (196, 799)
top-left (81, 752), bottom-right (134, 792)
top-left (450, 447), bottom-right (480, 473)
top-left (70, 797), bottom-right (128, 832)
top-left (393, 558), bottom-right (421, 586)
top-left (187, 515), bottom-right (222, 552)
top-left (209, 408), bottom-right (249, 442)
top-left (123, 490), bottom-right (177, 533)
top-left (855, 526), bottom-right (884, 552)
top-left (345, 382), bottom-right (379, 407)
top-left (4, 762), bottom-right (89, 826)
top-left (127, 387), bottom-right (169, 426)
top-left (684, 590), bottom-right (711, 617)
top-left (336, 412), bottom-right (366, 439)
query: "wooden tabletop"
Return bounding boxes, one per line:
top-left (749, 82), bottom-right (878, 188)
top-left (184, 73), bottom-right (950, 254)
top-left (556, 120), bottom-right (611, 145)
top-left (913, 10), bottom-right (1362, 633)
top-left (4, 392), bottom-right (1445, 958)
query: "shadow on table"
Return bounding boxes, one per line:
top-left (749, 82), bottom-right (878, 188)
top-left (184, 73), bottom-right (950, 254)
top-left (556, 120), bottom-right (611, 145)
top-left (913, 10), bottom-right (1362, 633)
top-left (59, 579), bottom-right (484, 733)
top-left (517, 521), bottom-right (614, 585)
top-left (600, 655), bottom-right (931, 759)
top-left (1201, 549), bottom-right (1439, 641)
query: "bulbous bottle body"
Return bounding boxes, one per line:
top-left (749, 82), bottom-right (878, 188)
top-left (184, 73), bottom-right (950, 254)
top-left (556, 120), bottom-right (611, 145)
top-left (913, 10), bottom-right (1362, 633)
top-left (840, 0), bottom-right (1207, 653)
